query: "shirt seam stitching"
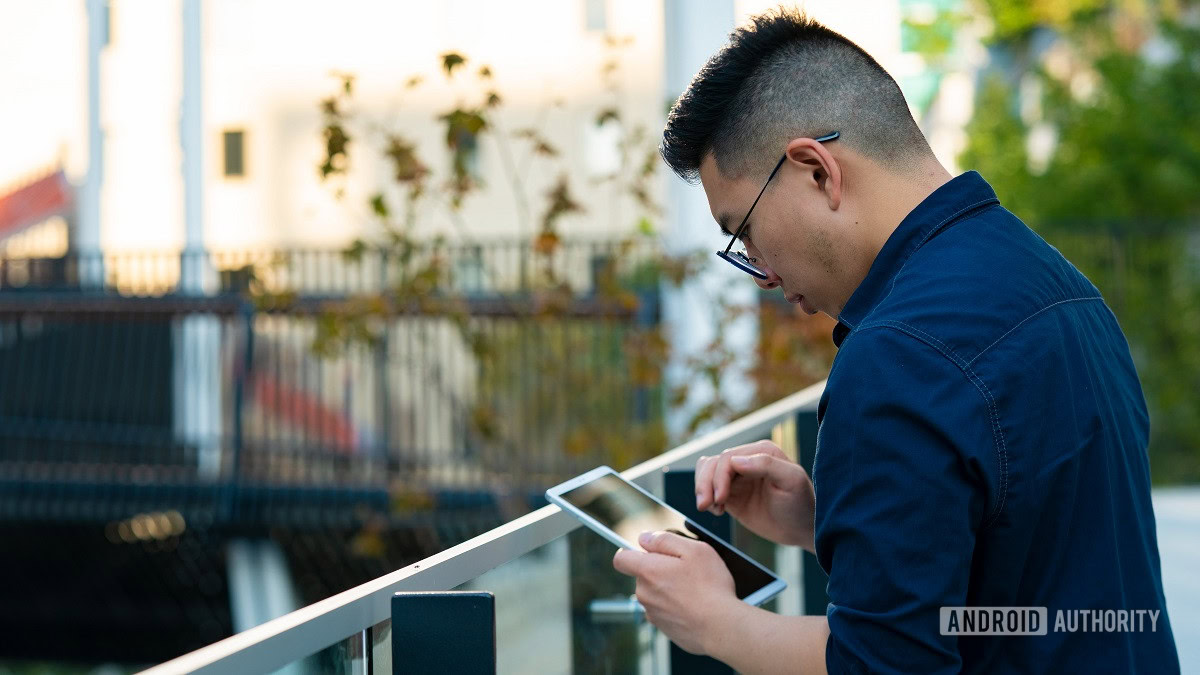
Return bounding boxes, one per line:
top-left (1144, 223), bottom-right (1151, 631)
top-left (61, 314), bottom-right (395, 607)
top-left (911, 197), bottom-right (1000, 253)
top-left (841, 321), bottom-right (1008, 529)
top-left (966, 296), bottom-right (1105, 367)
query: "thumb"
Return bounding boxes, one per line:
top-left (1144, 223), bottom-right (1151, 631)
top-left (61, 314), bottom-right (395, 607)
top-left (612, 547), bottom-right (644, 577)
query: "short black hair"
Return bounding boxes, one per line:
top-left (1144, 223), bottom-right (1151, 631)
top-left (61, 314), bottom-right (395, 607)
top-left (662, 8), bottom-right (932, 183)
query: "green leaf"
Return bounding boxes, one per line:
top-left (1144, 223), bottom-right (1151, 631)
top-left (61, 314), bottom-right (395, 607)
top-left (370, 193), bottom-right (389, 218)
top-left (343, 238), bottom-right (367, 262)
top-left (319, 102), bottom-right (351, 181)
top-left (439, 108), bottom-right (488, 148)
top-left (384, 135), bottom-right (430, 184)
top-left (595, 108), bottom-right (620, 127)
top-left (539, 174), bottom-right (585, 232)
top-left (441, 52), bottom-right (467, 76)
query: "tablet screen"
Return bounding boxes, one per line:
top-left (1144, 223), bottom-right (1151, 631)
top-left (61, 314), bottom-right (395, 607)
top-left (560, 472), bottom-right (777, 600)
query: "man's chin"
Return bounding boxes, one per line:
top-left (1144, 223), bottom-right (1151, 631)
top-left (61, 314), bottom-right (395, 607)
top-left (788, 294), bottom-right (819, 315)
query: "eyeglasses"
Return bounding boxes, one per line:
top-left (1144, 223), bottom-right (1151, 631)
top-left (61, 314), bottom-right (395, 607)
top-left (716, 131), bottom-right (840, 279)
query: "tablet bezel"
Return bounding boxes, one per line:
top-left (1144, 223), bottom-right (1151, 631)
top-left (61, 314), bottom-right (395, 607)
top-left (546, 465), bottom-right (787, 607)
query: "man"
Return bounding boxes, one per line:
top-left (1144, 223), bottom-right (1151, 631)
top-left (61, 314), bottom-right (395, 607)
top-left (612, 9), bottom-right (1179, 674)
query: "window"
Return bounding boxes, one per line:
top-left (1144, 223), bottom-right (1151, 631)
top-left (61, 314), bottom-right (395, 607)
top-left (584, 0), bottom-right (607, 32)
top-left (584, 117), bottom-right (621, 177)
top-left (223, 130), bottom-right (245, 178)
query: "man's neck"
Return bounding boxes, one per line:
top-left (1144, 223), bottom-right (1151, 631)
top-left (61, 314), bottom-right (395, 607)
top-left (833, 161), bottom-right (953, 317)
top-left (871, 162), bottom-right (953, 251)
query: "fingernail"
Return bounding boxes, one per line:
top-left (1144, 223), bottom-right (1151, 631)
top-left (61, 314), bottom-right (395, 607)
top-left (696, 495), bottom-right (703, 509)
top-left (731, 456), bottom-right (749, 466)
top-left (638, 532), bottom-right (653, 546)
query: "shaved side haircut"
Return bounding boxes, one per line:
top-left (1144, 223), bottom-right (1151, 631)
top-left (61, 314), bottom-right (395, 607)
top-left (662, 8), bottom-right (933, 183)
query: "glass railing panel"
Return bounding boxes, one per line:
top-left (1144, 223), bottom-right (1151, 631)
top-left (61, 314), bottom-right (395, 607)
top-left (369, 618), bottom-right (391, 674)
top-left (266, 630), bottom-right (366, 675)
top-left (428, 529), bottom-right (666, 675)
top-left (453, 535), bottom-right (575, 674)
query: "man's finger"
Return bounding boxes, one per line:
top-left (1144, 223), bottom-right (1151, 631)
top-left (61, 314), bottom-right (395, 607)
top-left (730, 452), bottom-right (796, 490)
top-left (712, 452), bottom-right (734, 513)
top-left (695, 455), bottom-right (717, 510)
top-left (701, 441), bottom-right (785, 512)
top-left (613, 547), bottom-right (644, 577)
top-left (638, 530), bottom-right (700, 558)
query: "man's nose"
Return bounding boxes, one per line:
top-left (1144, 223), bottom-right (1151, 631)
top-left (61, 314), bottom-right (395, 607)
top-left (752, 260), bottom-right (783, 289)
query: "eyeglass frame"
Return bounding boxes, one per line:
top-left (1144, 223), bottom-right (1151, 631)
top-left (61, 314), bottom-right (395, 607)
top-left (716, 131), bottom-right (841, 280)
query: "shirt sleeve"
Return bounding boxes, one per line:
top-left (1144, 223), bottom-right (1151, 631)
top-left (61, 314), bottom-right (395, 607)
top-left (813, 326), bottom-right (997, 675)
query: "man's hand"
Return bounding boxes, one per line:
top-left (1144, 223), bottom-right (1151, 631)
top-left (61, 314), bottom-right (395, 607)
top-left (611, 530), bottom-right (740, 655)
top-left (695, 440), bottom-right (816, 551)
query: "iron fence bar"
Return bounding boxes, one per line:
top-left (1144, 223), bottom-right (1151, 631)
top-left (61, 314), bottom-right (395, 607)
top-left (225, 299), bottom-right (254, 520)
top-left (0, 293), bottom-right (643, 319)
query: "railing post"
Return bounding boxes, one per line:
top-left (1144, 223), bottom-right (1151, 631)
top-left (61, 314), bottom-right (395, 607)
top-left (391, 591), bottom-right (495, 674)
top-left (795, 409), bottom-right (829, 616)
top-left (663, 468), bottom-right (734, 674)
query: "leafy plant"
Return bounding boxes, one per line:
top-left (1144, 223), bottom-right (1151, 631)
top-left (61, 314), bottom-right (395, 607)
top-left (926, 0), bottom-right (1200, 482)
top-left (255, 35), bottom-right (842, 494)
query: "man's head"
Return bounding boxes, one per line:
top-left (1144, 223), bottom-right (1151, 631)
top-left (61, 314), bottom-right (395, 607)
top-left (662, 8), bottom-right (949, 317)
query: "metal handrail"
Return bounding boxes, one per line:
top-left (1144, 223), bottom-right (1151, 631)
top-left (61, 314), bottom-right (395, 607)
top-left (142, 381), bottom-right (826, 675)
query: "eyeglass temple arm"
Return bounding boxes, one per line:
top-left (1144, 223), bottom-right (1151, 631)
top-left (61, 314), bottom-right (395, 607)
top-left (720, 131), bottom-right (838, 255)
top-left (723, 154), bottom-right (788, 255)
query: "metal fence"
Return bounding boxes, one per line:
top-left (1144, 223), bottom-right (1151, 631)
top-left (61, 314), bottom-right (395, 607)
top-left (0, 238), bottom-right (663, 297)
top-left (0, 239), bottom-right (665, 501)
top-left (0, 238), bottom-right (675, 664)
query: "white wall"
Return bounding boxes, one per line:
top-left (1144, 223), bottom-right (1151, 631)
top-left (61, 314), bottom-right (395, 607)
top-left (0, 0), bottom-right (669, 255)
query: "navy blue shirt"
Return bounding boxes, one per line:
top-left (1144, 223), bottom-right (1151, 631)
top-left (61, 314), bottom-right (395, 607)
top-left (812, 171), bottom-right (1179, 674)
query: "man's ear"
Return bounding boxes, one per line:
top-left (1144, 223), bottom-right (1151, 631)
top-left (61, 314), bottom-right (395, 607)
top-left (784, 136), bottom-right (841, 211)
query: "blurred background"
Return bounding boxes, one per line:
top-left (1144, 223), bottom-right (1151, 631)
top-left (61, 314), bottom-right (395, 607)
top-left (0, 0), bottom-right (1196, 672)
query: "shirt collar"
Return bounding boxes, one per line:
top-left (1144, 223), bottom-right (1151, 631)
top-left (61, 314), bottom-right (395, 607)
top-left (832, 170), bottom-right (1000, 348)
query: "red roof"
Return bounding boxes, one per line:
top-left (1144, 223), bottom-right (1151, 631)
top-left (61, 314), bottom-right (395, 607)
top-left (0, 169), bottom-right (73, 241)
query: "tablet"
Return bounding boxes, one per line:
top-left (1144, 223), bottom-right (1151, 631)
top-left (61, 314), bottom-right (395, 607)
top-left (546, 465), bottom-right (786, 607)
